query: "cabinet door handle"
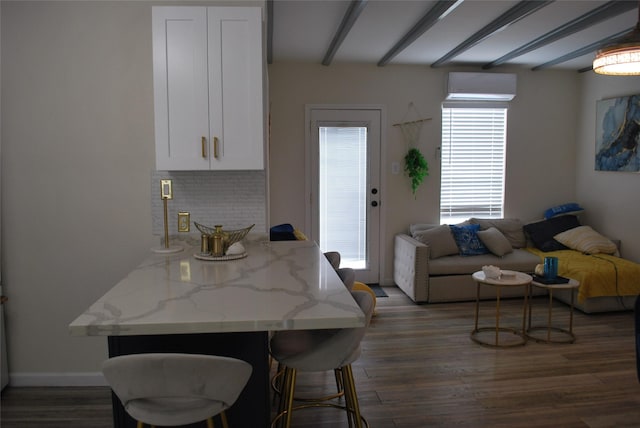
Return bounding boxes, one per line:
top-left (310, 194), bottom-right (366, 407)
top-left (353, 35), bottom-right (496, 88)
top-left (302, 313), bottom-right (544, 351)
top-left (213, 137), bottom-right (219, 159)
top-left (201, 137), bottom-right (207, 158)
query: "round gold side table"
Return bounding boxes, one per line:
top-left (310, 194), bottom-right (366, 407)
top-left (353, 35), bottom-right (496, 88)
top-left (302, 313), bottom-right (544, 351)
top-left (471, 270), bottom-right (532, 348)
top-left (527, 277), bottom-right (580, 344)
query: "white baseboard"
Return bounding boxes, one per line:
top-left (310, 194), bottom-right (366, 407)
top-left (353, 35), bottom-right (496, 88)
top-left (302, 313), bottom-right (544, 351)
top-left (9, 372), bottom-right (107, 387)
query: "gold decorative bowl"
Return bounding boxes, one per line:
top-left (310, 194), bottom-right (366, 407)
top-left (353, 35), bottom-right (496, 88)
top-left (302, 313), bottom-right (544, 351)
top-left (194, 223), bottom-right (255, 252)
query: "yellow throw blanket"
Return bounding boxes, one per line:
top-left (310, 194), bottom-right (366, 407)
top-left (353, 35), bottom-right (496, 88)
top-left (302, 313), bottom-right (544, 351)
top-left (525, 248), bottom-right (640, 302)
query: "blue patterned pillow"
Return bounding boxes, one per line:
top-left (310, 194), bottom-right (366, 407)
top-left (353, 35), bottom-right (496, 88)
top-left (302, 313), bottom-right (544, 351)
top-left (449, 224), bottom-right (490, 256)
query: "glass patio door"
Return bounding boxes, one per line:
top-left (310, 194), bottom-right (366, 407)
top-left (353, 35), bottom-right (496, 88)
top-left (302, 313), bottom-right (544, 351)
top-left (307, 107), bottom-right (381, 284)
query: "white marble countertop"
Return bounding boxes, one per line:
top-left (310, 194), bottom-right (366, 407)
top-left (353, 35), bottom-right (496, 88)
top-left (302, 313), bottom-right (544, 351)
top-left (69, 239), bottom-right (365, 336)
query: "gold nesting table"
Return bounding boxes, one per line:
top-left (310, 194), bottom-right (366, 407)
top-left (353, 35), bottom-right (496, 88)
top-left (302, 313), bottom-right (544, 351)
top-left (527, 277), bottom-right (580, 344)
top-left (471, 270), bottom-right (532, 348)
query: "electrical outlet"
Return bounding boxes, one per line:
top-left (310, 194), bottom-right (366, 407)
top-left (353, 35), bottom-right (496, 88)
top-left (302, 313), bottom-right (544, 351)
top-left (178, 212), bottom-right (190, 232)
top-left (391, 161), bottom-right (400, 175)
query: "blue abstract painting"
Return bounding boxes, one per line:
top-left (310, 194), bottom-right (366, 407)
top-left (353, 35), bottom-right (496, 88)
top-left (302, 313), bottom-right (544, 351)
top-left (595, 94), bottom-right (640, 172)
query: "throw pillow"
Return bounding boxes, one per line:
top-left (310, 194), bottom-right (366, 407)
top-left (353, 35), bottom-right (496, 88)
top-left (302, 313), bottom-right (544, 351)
top-left (523, 215), bottom-right (580, 252)
top-left (477, 227), bottom-right (513, 257)
top-left (293, 228), bottom-right (308, 241)
top-left (553, 225), bottom-right (618, 255)
top-left (544, 202), bottom-right (584, 219)
top-left (413, 224), bottom-right (459, 259)
top-left (469, 218), bottom-right (527, 248)
top-left (270, 223), bottom-right (297, 241)
top-left (449, 224), bottom-right (490, 256)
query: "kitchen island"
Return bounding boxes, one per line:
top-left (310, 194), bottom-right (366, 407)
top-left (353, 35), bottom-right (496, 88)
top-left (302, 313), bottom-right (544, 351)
top-left (70, 238), bottom-right (365, 428)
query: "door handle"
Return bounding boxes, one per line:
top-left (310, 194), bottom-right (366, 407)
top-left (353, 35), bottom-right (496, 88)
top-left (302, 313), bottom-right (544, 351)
top-left (371, 201), bottom-right (378, 207)
top-left (201, 137), bottom-right (207, 158)
top-left (213, 137), bottom-right (219, 159)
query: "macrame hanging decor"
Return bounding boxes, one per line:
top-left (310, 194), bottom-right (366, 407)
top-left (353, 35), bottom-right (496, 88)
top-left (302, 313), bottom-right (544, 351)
top-left (393, 103), bottom-right (431, 197)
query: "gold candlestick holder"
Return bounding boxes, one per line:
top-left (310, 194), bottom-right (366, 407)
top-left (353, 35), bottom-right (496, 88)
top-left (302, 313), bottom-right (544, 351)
top-left (152, 179), bottom-right (184, 254)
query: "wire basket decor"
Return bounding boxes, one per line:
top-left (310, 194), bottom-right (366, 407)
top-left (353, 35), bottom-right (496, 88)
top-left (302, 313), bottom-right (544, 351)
top-left (194, 222), bottom-right (255, 250)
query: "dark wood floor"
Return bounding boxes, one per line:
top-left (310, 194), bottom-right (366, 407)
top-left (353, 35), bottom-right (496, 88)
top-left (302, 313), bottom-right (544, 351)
top-left (2, 286), bottom-right (640, 427)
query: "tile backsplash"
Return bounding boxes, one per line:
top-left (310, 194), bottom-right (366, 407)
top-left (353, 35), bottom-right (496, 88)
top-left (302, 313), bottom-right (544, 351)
top-left (151, 170), bottom-right (267, 236)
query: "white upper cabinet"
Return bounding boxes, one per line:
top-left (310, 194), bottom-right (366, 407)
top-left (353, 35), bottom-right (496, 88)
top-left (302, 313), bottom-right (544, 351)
top-left (153, 7), bottom-right (264, 170)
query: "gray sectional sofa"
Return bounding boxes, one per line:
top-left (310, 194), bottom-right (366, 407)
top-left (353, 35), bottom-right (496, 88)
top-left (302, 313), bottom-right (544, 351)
top-left (393, 216), bottom-right (639, 313)
top-left (393, 218), bottom-right (544, 303)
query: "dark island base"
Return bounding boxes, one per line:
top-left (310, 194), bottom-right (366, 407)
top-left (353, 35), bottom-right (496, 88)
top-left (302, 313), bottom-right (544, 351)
top-left (107, 331), bottom-right (270, 428)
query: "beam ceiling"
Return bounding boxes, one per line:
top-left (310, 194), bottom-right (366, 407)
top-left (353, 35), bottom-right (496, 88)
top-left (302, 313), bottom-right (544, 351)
top-left (431, 1), bottom-right (554, 67)
top-left (483, 0), bottom-right (638, 69)
top-left (267, 1), bottom-right (640, 73)
top-left (377, 0), bottom-right (463, 67)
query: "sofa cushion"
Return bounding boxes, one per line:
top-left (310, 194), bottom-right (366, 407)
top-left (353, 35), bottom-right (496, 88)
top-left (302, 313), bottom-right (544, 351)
top-left (449, 224), bottom-right (489, 256)
top-left (469, 218), bottom-right (527, 248)
top-left (413, 225), bottom-right (459, 259)
top-left (523, 215), bottom-right (580, 252)
top-left (477, 227), bottom-right (513, 257)
top-left (410, 220), bottom-right (471, 236)
top-left (409, 223), bottom-right (439, 236)
top-left (428, 249), bottom-right (540, 276)
top-left (554, 225), bottom-right (618, 255)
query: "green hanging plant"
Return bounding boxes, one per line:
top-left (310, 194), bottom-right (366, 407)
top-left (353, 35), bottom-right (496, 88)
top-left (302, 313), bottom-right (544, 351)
top-left (404, 148), bottom-right (429, 196)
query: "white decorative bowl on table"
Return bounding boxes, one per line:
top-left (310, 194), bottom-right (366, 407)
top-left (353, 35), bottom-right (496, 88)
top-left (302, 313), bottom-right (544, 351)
top-left (194, 223), bottom-right (254, 261)
top-left (482, 265), bottom-right (501, 279)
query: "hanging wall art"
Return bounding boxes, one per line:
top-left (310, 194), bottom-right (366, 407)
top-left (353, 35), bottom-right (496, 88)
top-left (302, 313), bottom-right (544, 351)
top-left (595, 94), bottom-right (640, 172)
top-left (393, 102), bottom-right (431, 196)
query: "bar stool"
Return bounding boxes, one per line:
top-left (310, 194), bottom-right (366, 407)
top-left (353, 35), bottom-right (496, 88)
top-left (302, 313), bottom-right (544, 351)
top-left (324, 251), bottom-right (341, 269)
top-left (336, 267), bottom-right (355, 291)
top-left (353, 281), bottom-right (377, 315)
top-left (102, 353), bottom-right (252, 428)
top-left (322, 251), bottom-right (376, 314)
top-left (272, 266), bottom-right (356, 397)
top-left (270, 290), bottom-right (374, 428)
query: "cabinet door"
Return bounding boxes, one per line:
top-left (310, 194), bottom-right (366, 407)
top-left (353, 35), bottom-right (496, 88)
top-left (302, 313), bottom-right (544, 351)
top-left (153, 7), bottom-right (211, 170)
top-left (208, 7), bottom-right (264, 170)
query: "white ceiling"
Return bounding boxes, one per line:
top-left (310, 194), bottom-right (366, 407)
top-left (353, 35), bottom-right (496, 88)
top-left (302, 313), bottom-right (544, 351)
top-left (268, 0), bottom-right (639, 72)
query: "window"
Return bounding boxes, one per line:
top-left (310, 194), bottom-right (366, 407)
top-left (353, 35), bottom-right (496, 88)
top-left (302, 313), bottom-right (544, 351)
top-left (319, 126), bottom-right (367, 268)
top-left (440, 104), bottom-right (507, 224)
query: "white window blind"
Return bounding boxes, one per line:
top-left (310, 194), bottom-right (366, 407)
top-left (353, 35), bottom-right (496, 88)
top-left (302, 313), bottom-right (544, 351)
top-left (319, 126), bottom-right (367, 268)
top-left (440, 106), bottom-right (507, 224)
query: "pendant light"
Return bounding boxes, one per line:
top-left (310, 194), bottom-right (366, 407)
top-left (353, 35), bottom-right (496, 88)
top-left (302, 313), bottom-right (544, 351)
top-left (593, 2), bottom-right (640, 75)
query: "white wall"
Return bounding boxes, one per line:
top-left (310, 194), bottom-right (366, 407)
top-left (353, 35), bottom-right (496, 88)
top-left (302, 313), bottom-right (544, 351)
top-left (576, 74), bottom-right (640, 263)
top-left (1, 1), bottom-right (264, 384)
top-left (268, 63), bottom-right (580, 284)
top-left (3, 0), bottom-right (635, 383)
top-left (2, 1), bottom-right (157, 381)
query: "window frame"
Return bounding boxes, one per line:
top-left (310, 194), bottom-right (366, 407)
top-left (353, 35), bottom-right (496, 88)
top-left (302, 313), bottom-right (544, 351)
top-left (440, 101), bottom-right (509, 225)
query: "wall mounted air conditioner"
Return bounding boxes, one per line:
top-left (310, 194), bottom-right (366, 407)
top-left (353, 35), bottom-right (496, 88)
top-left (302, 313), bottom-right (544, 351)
top-left (446, 72), bottom-right (517, 101)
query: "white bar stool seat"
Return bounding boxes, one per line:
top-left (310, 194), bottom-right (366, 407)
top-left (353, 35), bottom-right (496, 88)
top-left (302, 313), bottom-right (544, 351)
top-left (102, 353), bottom-right (252, 428)
top-left (270, 290), bottom-right (374, 428)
